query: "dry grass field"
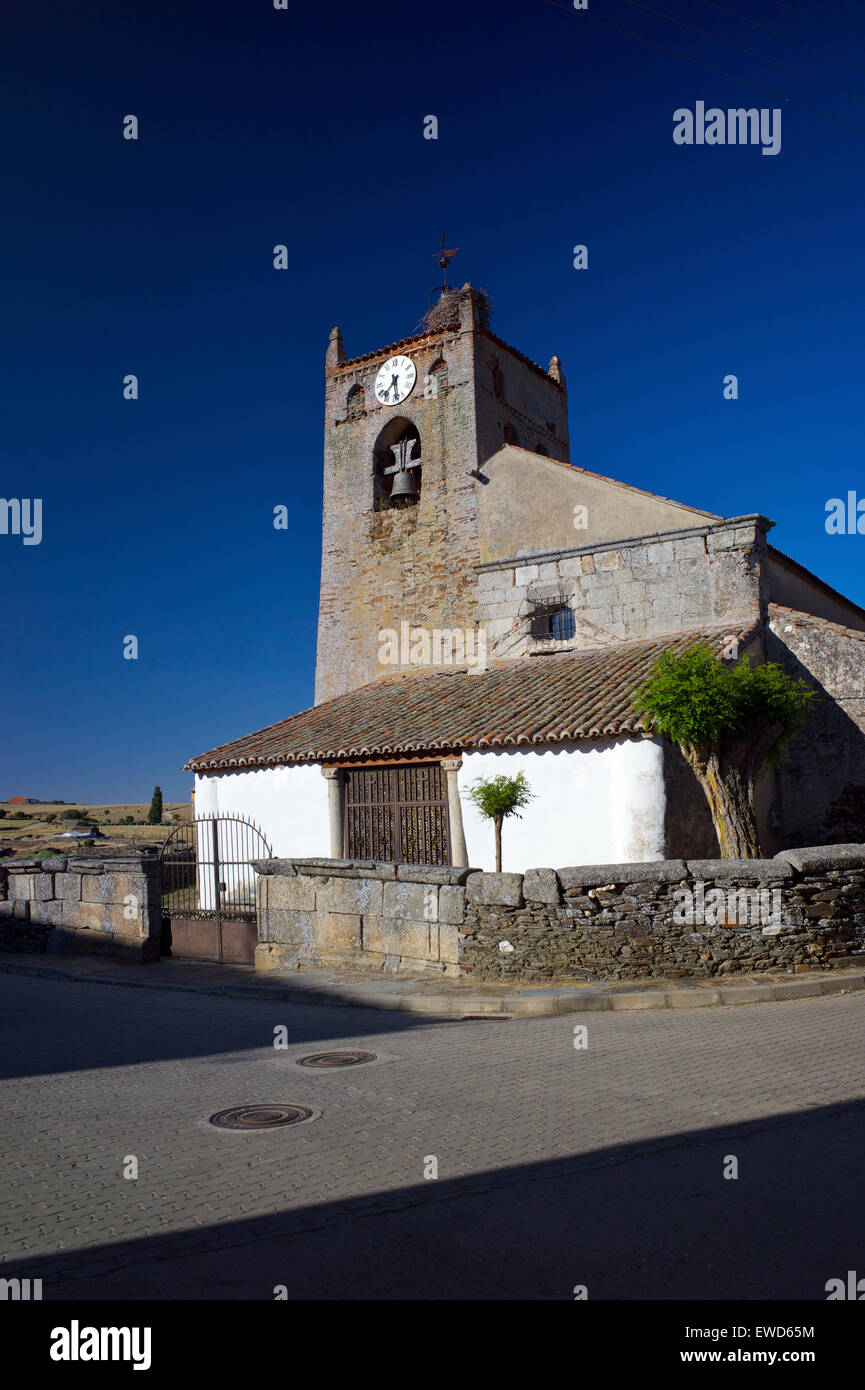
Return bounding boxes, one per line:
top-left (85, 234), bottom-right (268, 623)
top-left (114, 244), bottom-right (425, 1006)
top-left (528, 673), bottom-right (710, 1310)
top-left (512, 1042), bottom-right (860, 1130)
top-left (0, 801), bottom-right (193, 859)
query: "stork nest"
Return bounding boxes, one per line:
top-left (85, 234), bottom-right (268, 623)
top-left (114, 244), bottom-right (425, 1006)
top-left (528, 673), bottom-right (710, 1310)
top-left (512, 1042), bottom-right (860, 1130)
top-left (418, 285), bottom-right (492, 335)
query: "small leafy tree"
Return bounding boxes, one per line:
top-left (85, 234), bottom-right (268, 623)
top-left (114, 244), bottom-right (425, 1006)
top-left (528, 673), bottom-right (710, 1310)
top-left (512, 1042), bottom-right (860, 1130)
top-left (147, 786), bottom-right (163, 825)
top-left (633, 645), bottom-right (815, 858)
top-left (59, 808), bottom-right (82, 821)
top-left (465, 773), bottom-right (534, 872)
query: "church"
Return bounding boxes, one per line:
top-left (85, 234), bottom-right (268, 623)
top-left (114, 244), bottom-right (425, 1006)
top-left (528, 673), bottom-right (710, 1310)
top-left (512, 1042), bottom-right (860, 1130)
top-left (186, 280), bottom-right (865, 872)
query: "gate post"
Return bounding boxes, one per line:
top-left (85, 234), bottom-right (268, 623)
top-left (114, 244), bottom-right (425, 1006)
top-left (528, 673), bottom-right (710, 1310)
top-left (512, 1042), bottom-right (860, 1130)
top-left (211, 818), bottom-right (223, 961)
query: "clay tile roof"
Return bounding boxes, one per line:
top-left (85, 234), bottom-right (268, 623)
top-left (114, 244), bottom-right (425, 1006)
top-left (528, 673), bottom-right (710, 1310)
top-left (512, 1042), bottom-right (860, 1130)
top-left (185, 624), bottom-right (757, 773)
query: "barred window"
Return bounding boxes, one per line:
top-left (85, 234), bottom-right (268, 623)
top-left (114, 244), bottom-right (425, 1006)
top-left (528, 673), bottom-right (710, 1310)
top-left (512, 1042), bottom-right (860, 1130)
top-left (550, 606), bottom-right (576, 640)
top-left (529, 603), bottom-right (576, 641)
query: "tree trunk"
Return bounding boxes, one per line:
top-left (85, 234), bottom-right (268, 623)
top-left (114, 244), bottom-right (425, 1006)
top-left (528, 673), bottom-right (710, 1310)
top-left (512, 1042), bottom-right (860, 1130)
top-left (494, 816), bottom-right (503, 873)
top-left (683, 741), bottom-right (768, 858)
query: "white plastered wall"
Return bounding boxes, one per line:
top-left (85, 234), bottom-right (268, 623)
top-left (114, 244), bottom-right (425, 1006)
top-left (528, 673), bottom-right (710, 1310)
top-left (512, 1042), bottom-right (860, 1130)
top-left (459, 738), bottom-right (666, 872)
top-left (193, 735), bottom-right (666, 875)
top-left (193, 765), bottom-right (331, 860)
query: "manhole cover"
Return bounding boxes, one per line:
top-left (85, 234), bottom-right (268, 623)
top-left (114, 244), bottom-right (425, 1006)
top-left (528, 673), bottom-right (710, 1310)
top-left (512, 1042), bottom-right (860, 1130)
top-left (210, 1104), bottom-right (313, 1130)
top-left (297, 1050), bottom-right (377, 1068)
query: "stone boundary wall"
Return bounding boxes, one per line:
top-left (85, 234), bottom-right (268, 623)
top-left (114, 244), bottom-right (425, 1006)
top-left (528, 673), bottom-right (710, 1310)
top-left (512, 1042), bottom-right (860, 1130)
top-left (254, 846), bottom-right (865, 982)
top-left (254, 858), bottom-right (468, 976)
top-left (0, 854), bottom-right (162, 961)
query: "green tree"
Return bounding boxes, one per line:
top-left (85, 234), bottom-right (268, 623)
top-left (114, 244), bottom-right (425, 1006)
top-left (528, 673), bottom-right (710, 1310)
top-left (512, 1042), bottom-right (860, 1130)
top-left (464, 773), bottom-right (534, 872)
top-left (59, 808), bottom-right (82, 821)
top-left (147, 786), bottom-right (163, 825)
top-left (633, 645), bottom-right (815, 859)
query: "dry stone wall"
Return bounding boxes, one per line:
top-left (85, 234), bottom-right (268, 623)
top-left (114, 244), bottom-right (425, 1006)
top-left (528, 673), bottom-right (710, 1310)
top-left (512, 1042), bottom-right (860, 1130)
top-left (0, 854), bottom-right (162, 960)
top-left (4, 846), bottom-right (862, 983)
top-left (254, 846), bottom-right (865, 983)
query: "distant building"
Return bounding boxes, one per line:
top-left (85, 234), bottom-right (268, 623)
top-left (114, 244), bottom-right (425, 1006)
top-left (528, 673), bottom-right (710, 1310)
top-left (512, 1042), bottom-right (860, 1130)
top-left (6, 797), bottom-right (38, 805)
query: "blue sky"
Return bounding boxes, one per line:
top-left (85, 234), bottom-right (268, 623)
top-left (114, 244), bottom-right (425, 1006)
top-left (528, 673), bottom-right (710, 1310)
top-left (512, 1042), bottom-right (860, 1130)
top-left (3, 0), bottom-right (865, 802)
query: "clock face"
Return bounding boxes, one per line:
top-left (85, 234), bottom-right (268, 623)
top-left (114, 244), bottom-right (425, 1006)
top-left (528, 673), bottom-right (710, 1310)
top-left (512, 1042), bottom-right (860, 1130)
top-left (374, 354), bottom-right (417, 407)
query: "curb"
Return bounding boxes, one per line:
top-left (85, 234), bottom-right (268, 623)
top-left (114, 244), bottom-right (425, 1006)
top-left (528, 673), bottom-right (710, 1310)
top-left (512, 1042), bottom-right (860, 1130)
top-left (0, 955), bottom-right (864, 1016)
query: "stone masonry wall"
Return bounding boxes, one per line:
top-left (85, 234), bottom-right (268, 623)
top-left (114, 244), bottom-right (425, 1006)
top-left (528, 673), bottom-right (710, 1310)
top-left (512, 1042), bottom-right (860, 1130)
top-left (767, 608), bottom-right (865, 848)
top-left (315, 302), bottom-right (481, 706)
top-left (254, 857), bottom-right (469, 977)
top-left (477, 515), bottom-right (770, 660)
top-left (0, 854), bottom-right (162, 961)
top-left (315, 290), bottom-right (569, 704)
top-left (254, 846), bottom-right (865, 983)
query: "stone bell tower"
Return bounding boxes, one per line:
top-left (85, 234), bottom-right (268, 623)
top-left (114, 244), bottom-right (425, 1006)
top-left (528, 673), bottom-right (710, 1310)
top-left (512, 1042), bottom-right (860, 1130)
top-left (314, 283), bottom-right (569, 703)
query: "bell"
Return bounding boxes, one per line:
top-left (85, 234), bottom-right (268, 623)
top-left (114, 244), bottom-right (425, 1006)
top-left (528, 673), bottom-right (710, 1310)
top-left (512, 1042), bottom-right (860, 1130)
top-left (389, 467), bottom-right (419, 501)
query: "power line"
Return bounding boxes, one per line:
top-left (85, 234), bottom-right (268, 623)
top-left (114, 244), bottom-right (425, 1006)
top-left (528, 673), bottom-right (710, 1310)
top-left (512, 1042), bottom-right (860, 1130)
top-left (695, 0), bottom-right (865, 78)
top-left (538, 0), bottom-right (865, 137)
top-left (763, 0), bottom-right (865, 50)
top-left (620, 0), bottom-right (865, 107)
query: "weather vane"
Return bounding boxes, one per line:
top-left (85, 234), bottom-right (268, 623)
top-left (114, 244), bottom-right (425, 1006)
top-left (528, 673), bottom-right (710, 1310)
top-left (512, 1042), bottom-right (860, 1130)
top-left (433, 231), bottom-right (459, 292)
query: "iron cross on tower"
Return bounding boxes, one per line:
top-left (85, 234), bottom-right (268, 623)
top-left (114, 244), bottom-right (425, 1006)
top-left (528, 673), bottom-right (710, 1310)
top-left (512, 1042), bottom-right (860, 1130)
top-left (431, 231), bottom-right (459, 305)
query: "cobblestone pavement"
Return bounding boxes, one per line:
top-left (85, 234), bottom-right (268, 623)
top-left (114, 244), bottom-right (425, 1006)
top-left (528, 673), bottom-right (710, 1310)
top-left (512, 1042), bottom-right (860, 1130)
top-left (1, 973), bottom-right (864, 1299)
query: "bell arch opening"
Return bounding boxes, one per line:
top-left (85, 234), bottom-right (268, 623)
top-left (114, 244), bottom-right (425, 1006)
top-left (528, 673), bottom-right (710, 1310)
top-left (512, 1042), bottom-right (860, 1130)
top-left (373, 417), bottom-right (422, 509)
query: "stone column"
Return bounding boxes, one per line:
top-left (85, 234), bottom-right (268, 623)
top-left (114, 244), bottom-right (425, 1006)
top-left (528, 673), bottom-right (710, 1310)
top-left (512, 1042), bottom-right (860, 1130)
top-left (322, 766), bottom-right (345, 859)
top-left (442, 757), bottom-right (468, 868)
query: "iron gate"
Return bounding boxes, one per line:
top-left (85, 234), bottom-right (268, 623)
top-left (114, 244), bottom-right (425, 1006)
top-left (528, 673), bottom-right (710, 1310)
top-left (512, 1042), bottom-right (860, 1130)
top-left (344, 763), bottom-right (451, 865)
top-left (159, 815), bottom-right (272, 964)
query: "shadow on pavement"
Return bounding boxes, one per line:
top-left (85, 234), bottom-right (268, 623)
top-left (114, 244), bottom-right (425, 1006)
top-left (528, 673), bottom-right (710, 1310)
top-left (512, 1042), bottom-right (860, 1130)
top-left (0, 968), bottom-right (457, 1081)
top-left (4, 1098), bottom-right (865, 1300)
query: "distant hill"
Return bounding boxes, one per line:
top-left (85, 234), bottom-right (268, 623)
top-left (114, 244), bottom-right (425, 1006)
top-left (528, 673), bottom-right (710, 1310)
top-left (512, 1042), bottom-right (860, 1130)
top-left (0, 800), bottom-right (192, 858)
